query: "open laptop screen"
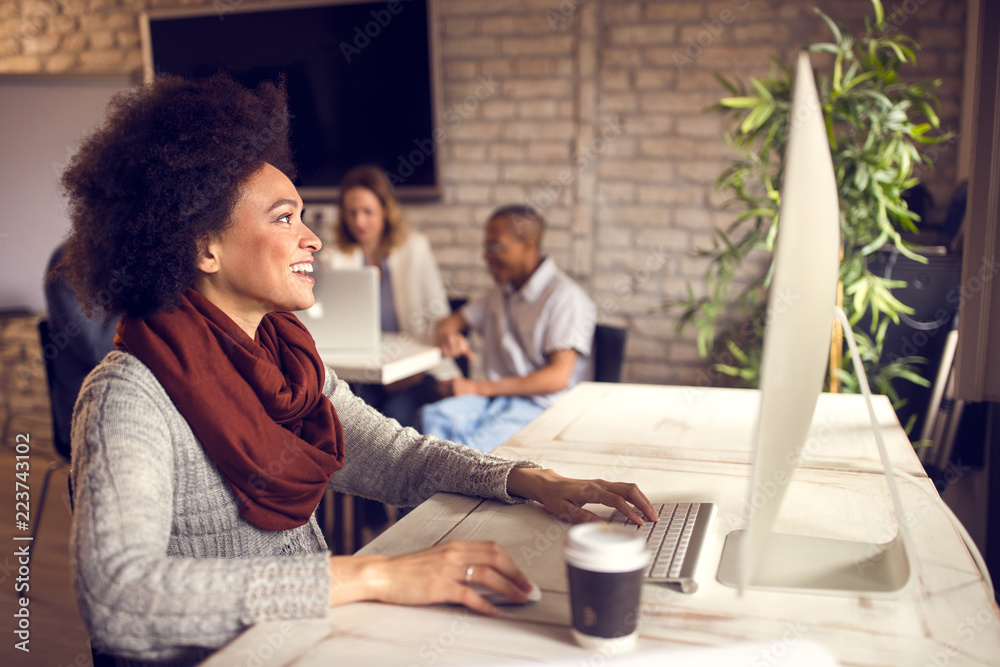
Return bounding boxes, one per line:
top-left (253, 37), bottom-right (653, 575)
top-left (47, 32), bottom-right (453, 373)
top-left (297, 267), bottom-right (381, 355)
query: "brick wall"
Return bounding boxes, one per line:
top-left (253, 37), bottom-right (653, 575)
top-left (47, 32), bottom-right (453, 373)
top-left (0, 0), bottom-right (966, 386)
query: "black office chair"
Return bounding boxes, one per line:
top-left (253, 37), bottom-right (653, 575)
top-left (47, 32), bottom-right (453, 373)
top-left (593, 324), bottom-right (627, 383)
top-left (447, 296), bottom-right (471, 377)
top-left (36, 318), bottom-right (120, 667)
top-left (30, 319), bottom-right (73, 557)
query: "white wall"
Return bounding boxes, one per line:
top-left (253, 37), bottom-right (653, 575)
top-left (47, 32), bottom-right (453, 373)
top-left (0, 75), bottom-right (132, 314)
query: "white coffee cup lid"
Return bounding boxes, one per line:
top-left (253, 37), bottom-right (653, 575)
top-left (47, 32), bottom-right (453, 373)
top-left (564, 523), bottom-right (651, 572)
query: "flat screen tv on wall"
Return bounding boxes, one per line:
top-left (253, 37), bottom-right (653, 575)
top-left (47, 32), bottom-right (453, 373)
top-left (141, 0), bottom-right (441, 201)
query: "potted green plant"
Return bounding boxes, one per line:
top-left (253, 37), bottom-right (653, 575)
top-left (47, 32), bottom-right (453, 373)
top-left (672, 0), bottom-right (952, 434)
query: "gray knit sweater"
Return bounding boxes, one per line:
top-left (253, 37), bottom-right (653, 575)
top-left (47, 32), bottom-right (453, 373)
top-left (70, 351), bottom-right (538, 665)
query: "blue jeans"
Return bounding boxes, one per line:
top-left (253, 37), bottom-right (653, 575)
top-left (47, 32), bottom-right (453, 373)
top-left (420, 395), bottom-right (546, 453)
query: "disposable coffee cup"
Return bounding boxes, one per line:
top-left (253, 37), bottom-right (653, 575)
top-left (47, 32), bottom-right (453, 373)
top-left (564, 523), bottom-right (651, 653)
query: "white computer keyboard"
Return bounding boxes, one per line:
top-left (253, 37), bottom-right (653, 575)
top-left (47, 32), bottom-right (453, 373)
top-left (609, 502), bottom-right (717, 594)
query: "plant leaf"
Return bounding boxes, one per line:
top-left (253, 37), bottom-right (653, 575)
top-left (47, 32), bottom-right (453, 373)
top-left (814, 7), bottom-right (843, 43)
top-left (871, 0), bottom-right (885, 26)
top-left (720, 96), bottom-right (761, 109)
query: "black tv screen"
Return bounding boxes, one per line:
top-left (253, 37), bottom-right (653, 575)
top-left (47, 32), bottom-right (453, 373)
top-left (142, 0), bottom-right (440, 200)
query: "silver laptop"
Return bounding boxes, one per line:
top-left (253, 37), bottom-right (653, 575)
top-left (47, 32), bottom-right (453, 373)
top-left (297, 267), bottom-right (381, 355)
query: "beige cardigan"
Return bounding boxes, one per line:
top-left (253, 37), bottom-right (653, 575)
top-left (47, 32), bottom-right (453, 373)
top-left (317, 232), bottom-right (461, 379)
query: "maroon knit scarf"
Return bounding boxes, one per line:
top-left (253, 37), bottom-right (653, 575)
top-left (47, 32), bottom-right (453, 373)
top-left (115, 288), bottom-right (345, 530)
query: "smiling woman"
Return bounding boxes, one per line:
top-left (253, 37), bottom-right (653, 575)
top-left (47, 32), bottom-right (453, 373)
top-left (194, 164), bottom-right (321, 337)
top-left (50, 72), bottom-right (659, 667)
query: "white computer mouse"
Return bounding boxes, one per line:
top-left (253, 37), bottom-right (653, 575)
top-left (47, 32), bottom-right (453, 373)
top-left (470, 581), bottom-right (542, 605)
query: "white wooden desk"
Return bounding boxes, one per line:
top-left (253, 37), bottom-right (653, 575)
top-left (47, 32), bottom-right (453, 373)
top-left (321, 332), bottom-right (441, 385)
top-left (205, 383), bottom-right (1000, 666)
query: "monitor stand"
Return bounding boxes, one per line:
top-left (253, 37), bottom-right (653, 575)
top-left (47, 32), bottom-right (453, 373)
top-left (717, 530), bottom-right (910, 595)
top-left (717, 307), bottom-right (914, 596)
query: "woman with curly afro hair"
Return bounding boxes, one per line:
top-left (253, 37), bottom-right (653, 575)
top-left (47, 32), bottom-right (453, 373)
top-left (57, 72), bottom-right (657, 666)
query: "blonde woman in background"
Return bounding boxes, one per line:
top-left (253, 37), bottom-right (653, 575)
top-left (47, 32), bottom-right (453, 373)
top-left (317, 164), bottom-right (459, 428)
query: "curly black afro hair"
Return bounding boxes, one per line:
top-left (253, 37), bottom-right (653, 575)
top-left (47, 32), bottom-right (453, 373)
top-left (55, 72), bottom-right (296, 318)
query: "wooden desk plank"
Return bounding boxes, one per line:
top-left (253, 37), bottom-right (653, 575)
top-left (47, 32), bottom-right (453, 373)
top-left (360, 493), bottom-right (484, 557)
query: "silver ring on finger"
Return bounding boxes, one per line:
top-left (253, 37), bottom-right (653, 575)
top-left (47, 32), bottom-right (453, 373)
top-left (464, 564), bottom-right (475, 583)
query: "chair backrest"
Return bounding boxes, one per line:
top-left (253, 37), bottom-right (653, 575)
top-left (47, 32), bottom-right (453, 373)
top-left (38, 319), bottom-right (111, 664)
top-left (447, 297), bottom-right (471, 378)
top-left (593, 324), bottom-right (627, 383)
top-left (37, 319), bottom-right (72, 460)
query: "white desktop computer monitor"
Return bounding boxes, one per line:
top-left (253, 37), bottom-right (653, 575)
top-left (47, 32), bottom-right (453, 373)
top-left (715, 52), bottom-right (912, 596)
